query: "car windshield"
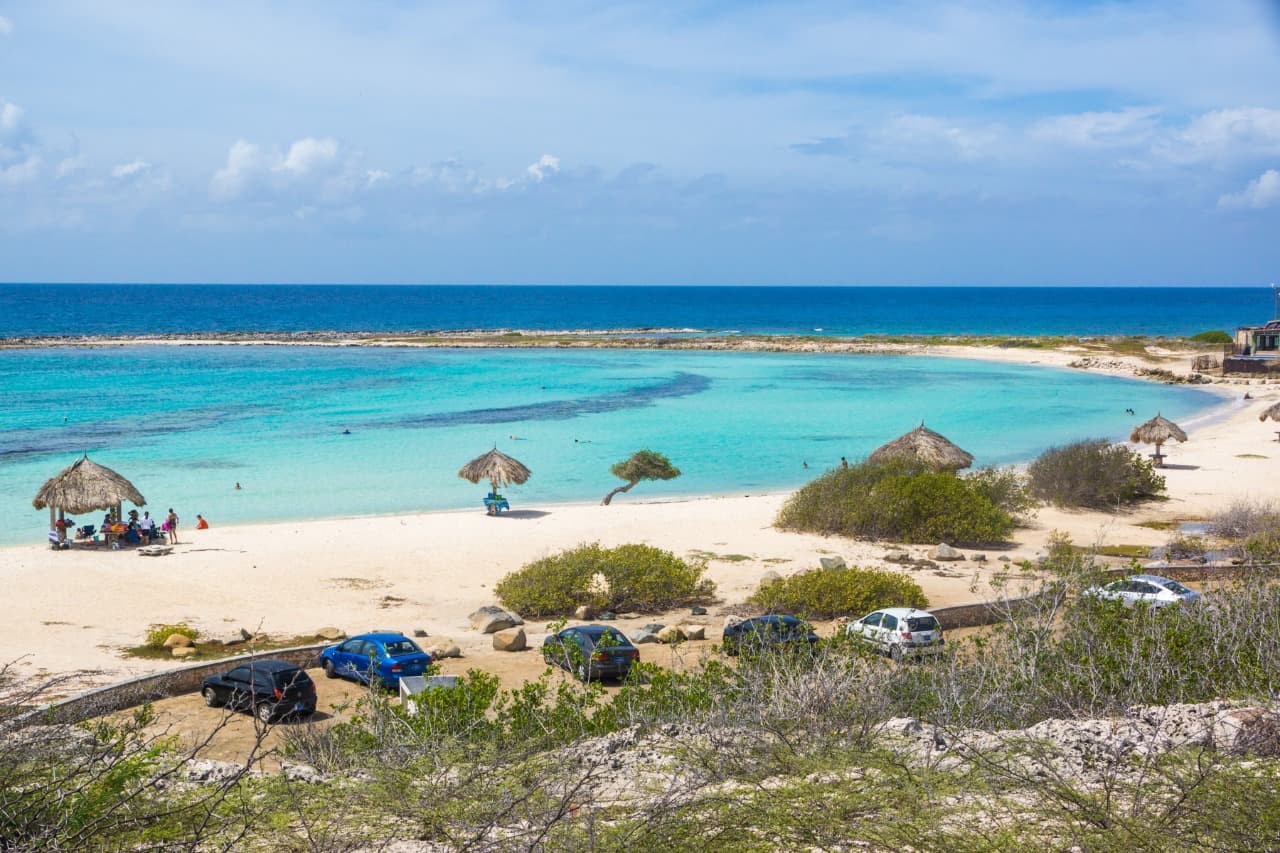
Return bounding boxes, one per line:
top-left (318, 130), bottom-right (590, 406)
top-left (1161, 580), bottom-right (1194, 595)
top-left (384, 639), bottom-right (421, 656)
top-left (905, 616), bottom-right (938, 632)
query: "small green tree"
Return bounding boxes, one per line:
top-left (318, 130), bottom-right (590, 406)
top-left (602, 449), bottom-right (681, 505)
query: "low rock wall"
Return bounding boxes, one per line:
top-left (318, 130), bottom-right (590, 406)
top-left (12, 644), bottom-right (328, 728)
top-left (930, 595), bottom-right (1041, 630)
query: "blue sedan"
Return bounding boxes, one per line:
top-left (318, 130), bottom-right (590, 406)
top-left (320, 632), bottom-right (433, 689)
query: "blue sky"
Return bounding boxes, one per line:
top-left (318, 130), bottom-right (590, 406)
top-left (1, 0), bottom-right (1279, 285)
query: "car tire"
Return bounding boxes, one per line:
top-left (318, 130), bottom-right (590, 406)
top-left (255, 702), bottom-right (275, 724)
top-left (202, 686), bottom-right (222, 708)
top-left (890, 644), bottom-right (904, 663)
top-left (323, 659), bottom-right (337, 679)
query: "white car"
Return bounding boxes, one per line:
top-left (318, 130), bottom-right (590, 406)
top-left (1084, 574), bottom-right (1201, 609)
top-left (846, 607), bottom-right (945, 661)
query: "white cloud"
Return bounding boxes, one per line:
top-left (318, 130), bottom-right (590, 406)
top-left (0, 99), bottom-right (26, 140)
top-left (1219, 169), bottom-right (1280, 210)
top-left (110, 159), bottom-right (151, 179)
top-left (0, 16), bottom-right (12, 36)
top-left (365, 169), bottom-right (390, 188)
top-left (0, 156), bottom-right (40, 185)
top-left (1029, 107), bottom-right (1162, 149)
top-left (1174, 108), bottom-right (1280, 162)
top-left (526, 154), bottom-right (560, 182)
top-left (210, 140), bottom-right (267, 200)
top-left (276, 137), bottom-right (338, 174)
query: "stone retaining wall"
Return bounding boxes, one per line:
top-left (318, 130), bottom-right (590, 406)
top-left (929, 595), bottom-right (1041, 630)
top-left (12, 644), bottom-right (328, 728)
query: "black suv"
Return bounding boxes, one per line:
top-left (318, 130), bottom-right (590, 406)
top-left (201, 659), bottom-right (317, 723)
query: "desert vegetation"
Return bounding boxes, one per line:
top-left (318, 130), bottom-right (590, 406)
top-left (7, 544), bottom-right (1280, 849)
top-left (1028, 438), bottom-right (1166, 508)
top-left (776, 460), bottom-right (1022, 545)
top-left (746, 563), bottom-right (928, 619)
top-left (494, 542), bottom-right (716, 618)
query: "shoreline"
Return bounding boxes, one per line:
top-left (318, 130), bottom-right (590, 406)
top-left (2, 336), bottom-right (1272, 691)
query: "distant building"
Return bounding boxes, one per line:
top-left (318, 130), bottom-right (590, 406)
top-left (1233, 320), bottom-right (1280, 357)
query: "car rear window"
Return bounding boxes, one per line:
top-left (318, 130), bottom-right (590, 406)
top-left (906, 616), bottom-right (939, 632)
top-left (384, 639), bottom-right (421, 656)
top-left (1163, 580), bottom-right (1193, 595)
top-left (272, 669), bottom-right (311, 689)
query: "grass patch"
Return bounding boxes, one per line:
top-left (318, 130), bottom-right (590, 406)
top-left (1135, 519), bottom-right (1181, 530)
top-left (1237, 453), bottom-right (1269, 459)
top-left (122, 634), bottom-right (329, 662)
top-left (1074, 544), bottom-right (1152, 559)
top-left (327, 577), bottom-right (384, 590)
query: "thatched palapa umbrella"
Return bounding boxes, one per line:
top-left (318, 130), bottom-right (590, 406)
top-left (868, 424), bottom-right (974, 472)
top-left (32, 454), bottom-right (146, 536)
top-left (457, 447), bottom-right (532, 496)
top-left (1129, 413), bottom-right (1187, 466)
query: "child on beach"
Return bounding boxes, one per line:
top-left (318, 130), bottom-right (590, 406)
top-left (196, 514), bottom-right (209, 530)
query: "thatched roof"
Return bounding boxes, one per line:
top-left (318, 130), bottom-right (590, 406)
top-left (868, 424), bottom-right (974, 472)
top-left (457, 448), bottom-right (531, 488)
top-left (32, 455), bottom-right (146, 514)
top-left (1129, 413), bottom-right (1188, 446)
top-left (1259, 402), bottom-right (1280, 423)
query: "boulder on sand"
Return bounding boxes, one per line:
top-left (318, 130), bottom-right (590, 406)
top-left (930, 543), bottom-right (963, 561)
top-left (469, 606), bottom-right (523, 634)
top-left (492, 627), bottom-right (527, 652)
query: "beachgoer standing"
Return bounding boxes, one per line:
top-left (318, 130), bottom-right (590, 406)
top-left (196, 514), bottom-right (209, 530)
top-left (138, 511), bottom-right (155, 544)
top-left (167, 508), bottom-right (180, 544)
top-left (840, 456), bottom-right (848, 469)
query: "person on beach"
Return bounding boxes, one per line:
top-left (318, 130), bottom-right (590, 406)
top-left (840, 456), bottom-right (848, 469)
top-left (196, 514), bottom-right (209, 530)
top-left (166, 508), bottom-right (180, 544)
top-left (138, 511), bottom-right (155, 544)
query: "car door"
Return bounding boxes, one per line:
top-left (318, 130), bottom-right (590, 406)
top-left (223, 666), bottom-right (253, 709)
top-left (1132, 581), bottom-right (1162, 607)
top-left (880, 613), bottom-right (900, 648)
top-left (856, 612), bottom-right (884, 646)
top-left (333, 638), bottom-right (362, 677)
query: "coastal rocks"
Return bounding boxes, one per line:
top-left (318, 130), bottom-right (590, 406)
top-left (163, 633), bottom-right (193, 649)
top-left (691, 606), bottom-right (708, 616)
top-left (574, 605), bottom-right (596, 620)
top-left (171, 646), bottom-right (197, 658)
top-left (883, 551), bottom-right (912, 563)
top-left (315, 626), bottom-right (345, 641)
top-left (930, 543), bottom-right (963, 561)
top-left (632, 630), bottom-right (661, 644)
top-left (657, 625), bottom-right (686, 644)
top-left (492, 627), bottom-right (527, 652)
top-left (642, 623), bottom-right (665, 634)
top-left (212, 632), bottom-right (246, 647)
top-left (758, 570), bottom-right (782, 586)
top-left (469, 606), bottom-right (524, 634)
top-left (677, 625), bottom-right (706, 641)
top-left (971, 553), bottom-right (989, 563)
top-left (1212, 707), bottom-right (1280, 755)
top-left (412, 628), bottom-right (428, 638)
top-left (819, 555), bottom-right (847, 570)
top-left (426, 639), bottom-right (461, 659)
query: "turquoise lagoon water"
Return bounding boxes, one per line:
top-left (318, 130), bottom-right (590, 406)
top-left (0, 346), bottom-right (1219, 548)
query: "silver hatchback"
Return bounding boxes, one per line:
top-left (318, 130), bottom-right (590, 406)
top-left (1084, 574), bottom-right (1201, 609)
top-left (847, 607), bottom-right (945, 661)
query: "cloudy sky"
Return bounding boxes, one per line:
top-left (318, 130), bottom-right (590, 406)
top-left (1, 1), bottom-right (1279, 285)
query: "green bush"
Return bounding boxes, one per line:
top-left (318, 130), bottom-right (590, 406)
top-left (776, 460), bottom-right (1015, 545)
top-left (746, 565), bottom-right (928, 619)
top-left (495, 543), bottom-right (715, 618)
top-left (144, 623), bottom-right (199, 648)
top-left (965, 466), bottom-right (1036, 522)
top-left (1027, 439), bottom-right (1165, 508)
top-left (1190, 329), bottom-right (1232, 344)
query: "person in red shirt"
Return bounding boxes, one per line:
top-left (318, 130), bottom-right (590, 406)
top-left (196, 514), bottom-right (209, 530)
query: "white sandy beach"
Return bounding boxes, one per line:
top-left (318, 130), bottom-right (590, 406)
top-left (3, 344), bottom-right (1278, 693)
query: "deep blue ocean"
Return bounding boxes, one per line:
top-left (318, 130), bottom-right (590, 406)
top-left (0, 284), bottom-right (1271, 338)
top-left (0, 284), bottom-right (1241, 548)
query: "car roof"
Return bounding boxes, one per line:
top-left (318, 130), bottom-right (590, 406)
top-left (1128, 574), bottom-right (1176, 584)
top-left (351, 632), bottom-right (411, 642)
top-left (749, 614), bottom-right (800, 625)
top-left (873, 607), bottom-right (936, 618)
top-left (237, 659), bottom-right (301, 673)
top-left (577, 624), bottom-right (629, 640)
